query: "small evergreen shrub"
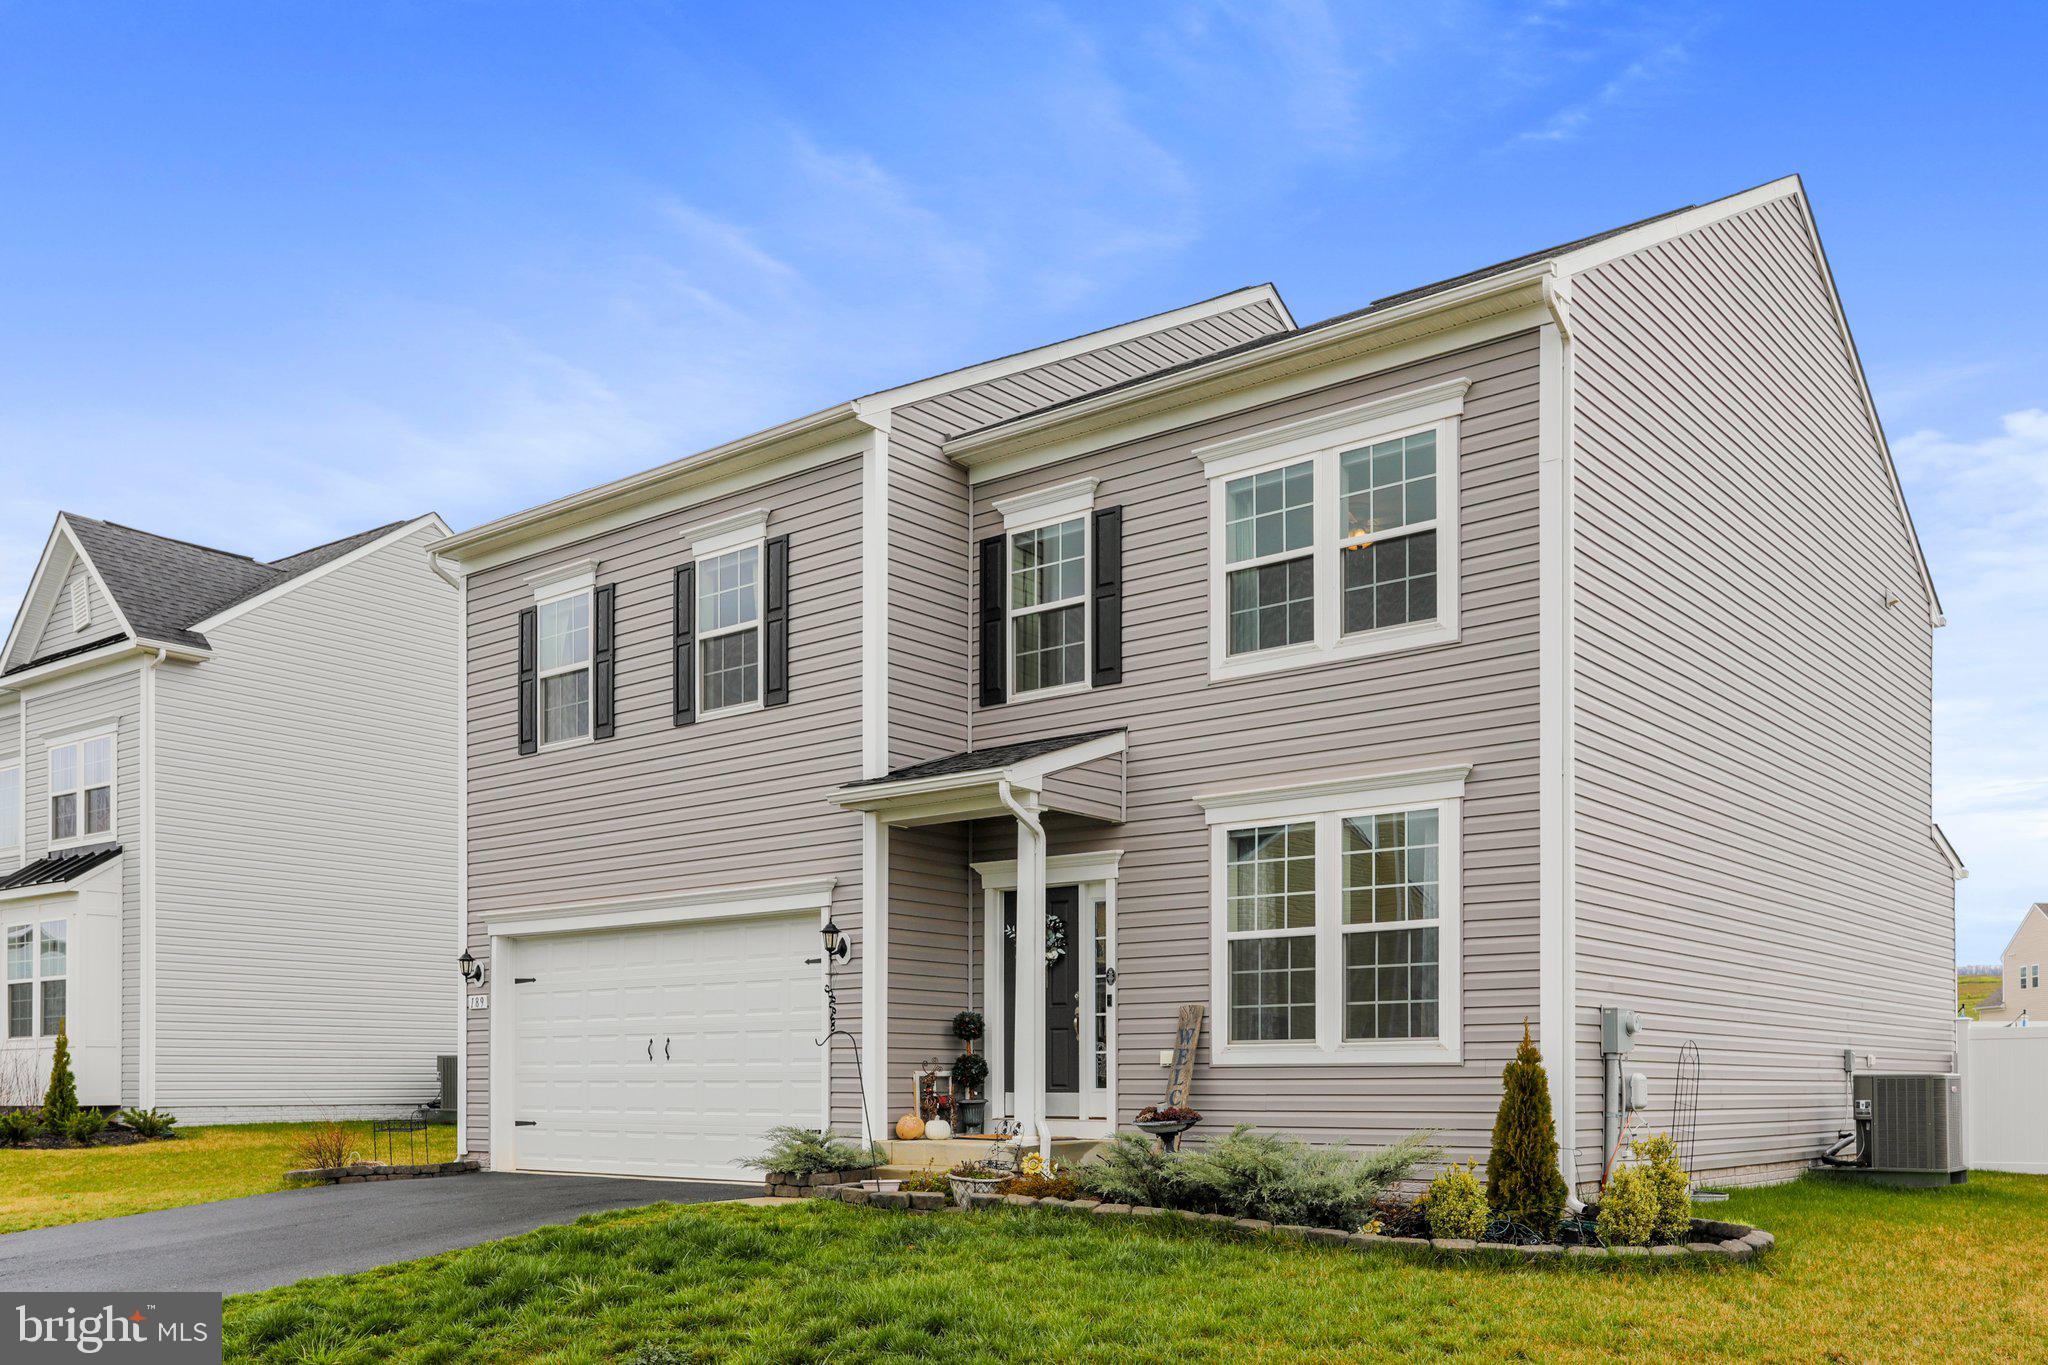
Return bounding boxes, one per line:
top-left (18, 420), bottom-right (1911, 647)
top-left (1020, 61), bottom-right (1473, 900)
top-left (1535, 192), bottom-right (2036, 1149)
top-left (41, 1026), bottom-right (80, 1127)
top-left (0, 1110), bottom-right (40, 1145)
top-left (1420, 1161), bottom-right (1490, 1240)
top-left (1596, 1165), bottom-right (1658, 1246)
top-left (1486, 1021), bottom-right (1569, 1238)
top-left (120, 1107), bottom-right (179, 1139)
top-left (1632, 1132), bottom-right (1692, 1242)
top-left (65, 1109), bottom-right (108, 1146)
top-left (1176, 1126), bottom-right (1441, 1231)
top-left (743, 1126), bottom-right (884, 1176)
top-left (1072, 1132), bottom-right (1183, 1208)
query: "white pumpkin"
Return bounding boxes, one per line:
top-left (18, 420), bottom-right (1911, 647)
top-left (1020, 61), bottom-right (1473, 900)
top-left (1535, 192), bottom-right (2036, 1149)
top-left (924, 1117), bottom-right (953, 1141)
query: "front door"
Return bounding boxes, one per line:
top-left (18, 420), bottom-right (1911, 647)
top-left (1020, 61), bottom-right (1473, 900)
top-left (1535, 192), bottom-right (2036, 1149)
top-left (1002, 886), bottom-right (1083, 1098)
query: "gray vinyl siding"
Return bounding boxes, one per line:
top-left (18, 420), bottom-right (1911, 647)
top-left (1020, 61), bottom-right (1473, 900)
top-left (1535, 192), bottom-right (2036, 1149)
top-left (884, 299), bottom-right (1291, 770)
top-left (965, 329), bottom-right (1546, 1156)
top-left (1565, 194), bottom-right (1953, 1187)
top-left (19, 666), bottom-right (143, 1103)
top-left (151, 523), bottom-right (460, 1118)
top-left (464, 456), bottom-right (868, 1157)
top-left (26, 556), bottom-right (112, 661)
top-left (886, 823), bottom-right (974, 1120)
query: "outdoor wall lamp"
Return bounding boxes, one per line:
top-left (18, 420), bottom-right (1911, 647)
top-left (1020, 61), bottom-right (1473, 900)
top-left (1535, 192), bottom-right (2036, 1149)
top-left (819, 919), bottom-right (850, 964)
top-left (458, 949), bottom-right (484, 988)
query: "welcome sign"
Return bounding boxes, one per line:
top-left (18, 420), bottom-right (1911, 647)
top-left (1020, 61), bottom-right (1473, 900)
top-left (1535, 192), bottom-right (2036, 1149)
top-left (3, 1294), bottom-right (221, 1363)
top-left (1164, 1003), bottom-right (1205, 1109)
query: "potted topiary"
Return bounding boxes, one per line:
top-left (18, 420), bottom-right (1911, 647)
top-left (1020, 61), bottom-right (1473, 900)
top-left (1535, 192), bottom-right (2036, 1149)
top-left (952, 1013), bottom-right (988, 1132)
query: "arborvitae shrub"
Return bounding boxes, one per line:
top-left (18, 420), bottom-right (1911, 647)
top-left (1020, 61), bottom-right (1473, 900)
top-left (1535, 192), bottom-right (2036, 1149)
top-left (41, 1026), bottom-right (79, 1128)
top-left (1486, 1020), bottom-right (1569, 1237)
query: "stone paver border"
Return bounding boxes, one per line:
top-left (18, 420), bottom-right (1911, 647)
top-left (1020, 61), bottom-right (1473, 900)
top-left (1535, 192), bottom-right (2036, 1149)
top-left (805, 1183), bottom-right (1775, 1262)
top-left (284, 1159), bottom-right (481, 1184)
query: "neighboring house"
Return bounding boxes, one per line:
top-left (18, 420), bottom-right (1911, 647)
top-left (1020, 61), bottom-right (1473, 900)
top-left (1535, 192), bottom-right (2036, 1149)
top-left (435, 175), bottom-right (1958, 1191)
top-left (1975, 904), bottom-right (2048, 1023)
top-left (0, 513), bottom-right (459, 1121)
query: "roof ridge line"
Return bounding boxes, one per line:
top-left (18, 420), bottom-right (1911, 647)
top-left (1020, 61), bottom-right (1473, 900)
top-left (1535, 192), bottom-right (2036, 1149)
top-left (70, 515), bottom-right (269, 566)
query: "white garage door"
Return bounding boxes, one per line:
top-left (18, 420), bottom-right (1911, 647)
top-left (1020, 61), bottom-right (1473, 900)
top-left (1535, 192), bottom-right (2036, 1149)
top-left (509, 912), bottom-right (821, 1180)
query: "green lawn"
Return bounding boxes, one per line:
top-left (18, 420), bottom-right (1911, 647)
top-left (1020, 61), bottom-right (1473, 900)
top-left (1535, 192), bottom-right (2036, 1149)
top-left (1959, 972), bottom-right (2001, 1019)
top-left (222, 1171), bottom-right (2048, 1363)
top-left (0, 1121), bottom-right (457, 1234)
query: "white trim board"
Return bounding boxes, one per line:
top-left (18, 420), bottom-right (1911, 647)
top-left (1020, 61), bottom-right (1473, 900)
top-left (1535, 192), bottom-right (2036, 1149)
top-left (971, 851), bottom-right (1124, 891)
top-left (1, 517), bottom-right (141, 674)
top-left (480, 877), bottom-right (838, 939)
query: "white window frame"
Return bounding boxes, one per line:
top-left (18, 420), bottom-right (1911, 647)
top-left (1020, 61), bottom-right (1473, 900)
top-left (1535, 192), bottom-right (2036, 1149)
top-left (1197, 765), bottom-right (1466, 1066)
top-left (46, 726), bottom-right (116, 849)
top-left (0, 763), bottom-right (19, 868)
top-left (995, 478), bottom-right (1097, 704)
top-left (1197, 378), bottom-right (1467, 682)
top-left (682, 507), bottom-right (772, 721)
top-left (5, 915), bottom-right (67, 1040)
top-left (529, 559), bottom-right (597, 752)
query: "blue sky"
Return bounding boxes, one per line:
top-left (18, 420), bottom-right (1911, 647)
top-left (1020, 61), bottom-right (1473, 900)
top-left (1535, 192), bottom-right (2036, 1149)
top-left (1, 3), bottom-right (2041, 960)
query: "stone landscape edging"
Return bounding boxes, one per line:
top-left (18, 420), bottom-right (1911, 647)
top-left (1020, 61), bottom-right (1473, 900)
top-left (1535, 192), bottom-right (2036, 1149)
top-left (285, 1159), bottom-right (481, 1184)
top-left (805, 1183), bottom-right (1775, 1262)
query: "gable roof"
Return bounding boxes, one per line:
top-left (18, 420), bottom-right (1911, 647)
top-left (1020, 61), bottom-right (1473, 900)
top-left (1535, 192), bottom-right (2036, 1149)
top-left (4, 514), bottom-right (426, 674)
top-left (1998, 904), bottom-right (2048, 964)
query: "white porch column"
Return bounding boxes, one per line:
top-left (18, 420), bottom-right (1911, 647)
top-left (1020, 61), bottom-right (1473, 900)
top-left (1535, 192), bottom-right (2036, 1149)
top-left (859, 812), bottom-right (890, 1146)
top-left (1008, 790), bottom-right (1049, 1159)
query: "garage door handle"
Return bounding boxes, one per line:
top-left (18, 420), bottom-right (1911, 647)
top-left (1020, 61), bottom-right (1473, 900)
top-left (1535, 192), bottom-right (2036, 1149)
top-left (664, 1038), bottom-right (671, 1060)
top-left (646, 1038), bottom-right (654, 1060)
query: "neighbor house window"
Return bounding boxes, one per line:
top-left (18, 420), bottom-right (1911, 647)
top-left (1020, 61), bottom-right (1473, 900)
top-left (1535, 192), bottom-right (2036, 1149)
top-left (0, 764), bottom-right (18, 867)
top-left (1200, 766), bottom-right (1465, 1064)
top-left (697, 544), bottom-right (761, 714)
top-left (1010, 518), bottom-right (1088, 695)
top-left (6, 920), bottom-right (65, 1039)
top-left (48, 734), bottom-right (113, 844)
top-left (535, 589), bottom-right (593, 746)
top-left (1198, 379), bottom-right (1467, 679)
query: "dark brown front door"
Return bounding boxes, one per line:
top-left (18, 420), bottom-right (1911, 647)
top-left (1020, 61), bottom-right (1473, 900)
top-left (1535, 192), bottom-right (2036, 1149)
top-left (1002, 886), bottom-right (1083, 1095)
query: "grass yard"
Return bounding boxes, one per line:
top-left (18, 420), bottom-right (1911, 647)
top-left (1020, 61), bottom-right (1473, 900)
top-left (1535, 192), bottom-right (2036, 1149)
top-left (0, 1121), bottom-right (457, 1234)
top-left (1958, 972), bottom-right (2001, 1018)
top-left (222, 1170), bottom-right (2048, 1363)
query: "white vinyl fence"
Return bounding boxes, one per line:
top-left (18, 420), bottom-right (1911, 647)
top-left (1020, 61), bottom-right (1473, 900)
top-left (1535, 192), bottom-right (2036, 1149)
top-left (1960, 1020), bottom-right (2048, 1174)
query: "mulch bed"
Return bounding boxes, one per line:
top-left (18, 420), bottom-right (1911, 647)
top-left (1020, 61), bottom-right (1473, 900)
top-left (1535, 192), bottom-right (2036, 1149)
top-left (5, 1128), bottom-right (176, 1150)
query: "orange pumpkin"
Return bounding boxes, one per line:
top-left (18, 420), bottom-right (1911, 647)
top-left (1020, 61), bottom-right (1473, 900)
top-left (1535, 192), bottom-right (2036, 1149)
top-left (895, 1112), bottom-right (926, 1140)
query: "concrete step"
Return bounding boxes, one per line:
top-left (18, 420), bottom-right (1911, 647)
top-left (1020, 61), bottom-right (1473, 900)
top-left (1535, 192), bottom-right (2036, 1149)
top-left (879, 1136), bottom-right (1107, 1173)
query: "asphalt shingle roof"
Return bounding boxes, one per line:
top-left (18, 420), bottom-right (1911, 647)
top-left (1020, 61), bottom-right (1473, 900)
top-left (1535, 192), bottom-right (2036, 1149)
top-left (847, 728), bottom-right (1125, 787)
top-left (7, 516), bottom-right (416, 670)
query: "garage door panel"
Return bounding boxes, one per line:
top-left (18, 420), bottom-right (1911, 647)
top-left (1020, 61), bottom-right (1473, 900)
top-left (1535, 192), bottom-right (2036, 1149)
top-left (510, 911), bottom-right (821, 1179)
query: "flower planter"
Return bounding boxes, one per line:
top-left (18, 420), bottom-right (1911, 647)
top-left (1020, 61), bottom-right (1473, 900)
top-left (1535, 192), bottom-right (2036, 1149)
top-left (762, 1166), bottom-right (876, 1199)
top-left (947, 1173), bottom-right (1007, 1209)
top-left (1133, 1118), bottom-right (1198, 1151)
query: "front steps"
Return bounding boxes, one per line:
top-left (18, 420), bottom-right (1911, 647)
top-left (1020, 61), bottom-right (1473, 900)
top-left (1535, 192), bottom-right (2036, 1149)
top-left (875, 1135), bottom-right (1107, 1180)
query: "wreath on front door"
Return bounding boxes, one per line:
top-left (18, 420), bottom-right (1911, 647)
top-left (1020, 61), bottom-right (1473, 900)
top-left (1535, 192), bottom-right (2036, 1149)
top-left (1005, 916), bottom-right (1070, 965)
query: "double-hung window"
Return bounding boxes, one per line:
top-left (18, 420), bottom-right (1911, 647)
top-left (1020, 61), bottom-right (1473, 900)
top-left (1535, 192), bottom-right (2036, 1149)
top-left (48, 733), bottom-right (113, 845)
top-left (1200, 766), bottom-right (1464, 1064)
top-left (697, 544), bottom-right (762, 714)
top-left (536, 588), bottom-right (593, 747)
top-left (1199, 378), bottom-right (1467, 680)
top-left (6, 919), bottom-right (65, 1039)
top-left (991, 477), bottom-right (1098, 700)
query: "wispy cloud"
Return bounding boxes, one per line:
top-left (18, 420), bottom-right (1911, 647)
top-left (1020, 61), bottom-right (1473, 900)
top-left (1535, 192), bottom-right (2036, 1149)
top-left (1515, 39), bottom-right (1691, 144)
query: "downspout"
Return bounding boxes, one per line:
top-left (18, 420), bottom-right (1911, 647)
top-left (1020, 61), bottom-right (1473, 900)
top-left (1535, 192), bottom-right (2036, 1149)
top-left (139, 646), bottom-right (167, 1110)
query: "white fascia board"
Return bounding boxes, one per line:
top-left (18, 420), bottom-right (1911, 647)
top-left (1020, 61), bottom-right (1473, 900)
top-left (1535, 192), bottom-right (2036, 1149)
top-left (860, 285), bottom-right (1295, 411)
top-left (433, 405), bottom-right (868, 570)
top-left (1193, 763), bottom-right (1472, 826)
top-left (481, 876), bottom-right (838, 939)
top-left (1547, 176), bottom-right (1804, 275)
top-left (191, 514), bottom-right (452, 633)
top-left (947, 274), bottom-right (1552, 479)
top-left (1932, 823), bottom-right (1967, 882)
top-left (1, 518), bottom-right (139, 672)
top-left (0, 640), bottom-right (205, 696)
top-left (1008, 730), bottom-right (1128, 784)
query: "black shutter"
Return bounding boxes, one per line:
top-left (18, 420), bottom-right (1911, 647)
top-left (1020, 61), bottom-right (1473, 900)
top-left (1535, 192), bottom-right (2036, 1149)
top-left (1090, 506), bottom-right (1123, 687)
top-left (592, 584), bottom-right (616, 740)
top-left (763, 534), bottom-right (790, 707)
top-left (672, 565), bottom-right (696, 726)
top-left (516, 607), bottom-right (538, 755)
top-left (978, 534), bottom-right (1006, 707)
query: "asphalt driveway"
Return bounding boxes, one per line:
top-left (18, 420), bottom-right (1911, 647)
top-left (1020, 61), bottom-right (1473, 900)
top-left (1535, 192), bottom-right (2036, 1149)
top-left (0, 1171), bottom-right (758, 1294)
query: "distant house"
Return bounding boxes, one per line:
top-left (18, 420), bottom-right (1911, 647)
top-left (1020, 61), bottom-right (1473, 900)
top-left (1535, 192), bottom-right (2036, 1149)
top-left (0, 513), bottom-right (458, 1120)
top-left (1976, 904), bottom-right (2048, 1024)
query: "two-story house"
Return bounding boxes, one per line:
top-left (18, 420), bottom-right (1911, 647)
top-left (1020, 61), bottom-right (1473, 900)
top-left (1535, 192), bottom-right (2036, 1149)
top-left (0, 512), bottom-right (458, 1120)
top-left (436, 176), bottom-right (1960, 1191)
top-left (1975, 904), bottom-right (2047, 1023)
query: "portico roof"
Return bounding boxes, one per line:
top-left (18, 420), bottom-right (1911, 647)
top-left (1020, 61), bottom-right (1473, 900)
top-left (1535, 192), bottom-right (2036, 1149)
top-left (828, 728), bottom-right (1126, 826)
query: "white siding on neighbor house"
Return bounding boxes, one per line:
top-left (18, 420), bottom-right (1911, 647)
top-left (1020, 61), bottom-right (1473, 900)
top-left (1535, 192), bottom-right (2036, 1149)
top-left (152, 523), bottom-right (461, 1119)
top-left (463, 456), bottom-right (869, 1156)
top-left (1565, 193), bottom-right (1954, 1187)
top-left (26, 554), bottom-right (113, 661)
top-left (885, 298), bottom-right (1291, 771)
top-left (17, 664), bottom-right (143, 1103)
top-left (1978, 909), bottom-right (2048, 1022)
top-left (962, 328), bottom-right (1546, 1158)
